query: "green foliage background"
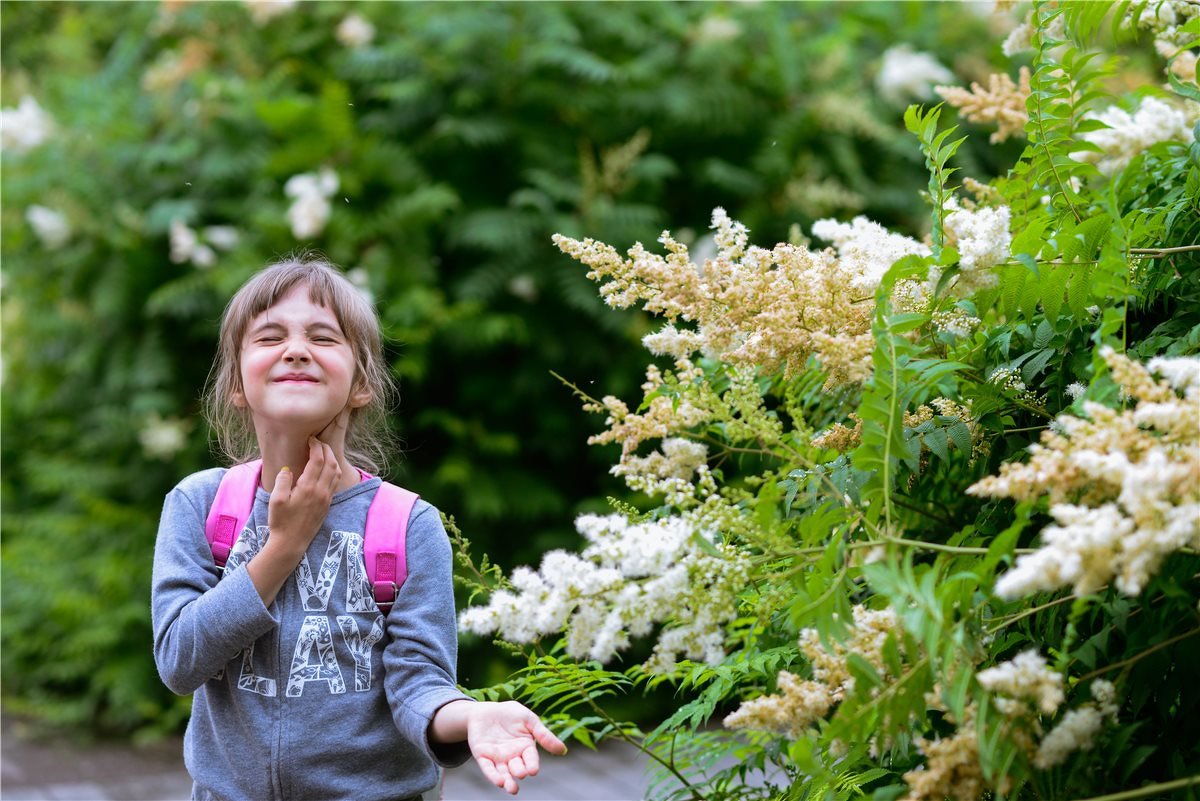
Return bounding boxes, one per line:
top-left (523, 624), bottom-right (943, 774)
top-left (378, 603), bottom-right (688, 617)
top-left (3, 0), bottom-right (1034, 739)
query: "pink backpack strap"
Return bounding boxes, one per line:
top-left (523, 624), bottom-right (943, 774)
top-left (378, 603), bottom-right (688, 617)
top-left (204, 460), bottom-right (263, 570)
top-left (363, 481), bottom-right (419, 614)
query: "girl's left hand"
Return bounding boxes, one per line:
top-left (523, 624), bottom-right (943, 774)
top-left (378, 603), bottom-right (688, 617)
top-left (466, 700), bottom-right (567, 795)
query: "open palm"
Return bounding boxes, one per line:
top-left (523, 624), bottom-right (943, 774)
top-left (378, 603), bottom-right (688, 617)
top-left (467, 701), bottom-right (567, 795)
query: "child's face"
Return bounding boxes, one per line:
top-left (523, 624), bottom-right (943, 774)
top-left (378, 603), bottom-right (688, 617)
top-left (234, 284), bottom-right (370, 437)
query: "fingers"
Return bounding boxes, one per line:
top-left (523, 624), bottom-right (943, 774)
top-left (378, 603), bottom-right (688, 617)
top-left (477, 758), bottom-right (519, 795)
top-left (299, 436), bottom-right (340, 491)
top-left (274, 465), bottom-right (293, 498)
top-left (314, 437), bottom-right (341, 489)
top-left (516, 745), bottom-right (538, 777)
top-left (532, 721), bottom-right (567, 755)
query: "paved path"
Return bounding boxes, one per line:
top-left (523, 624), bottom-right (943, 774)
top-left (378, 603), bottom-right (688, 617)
top-left (1, 714), bottom-right (654, 801)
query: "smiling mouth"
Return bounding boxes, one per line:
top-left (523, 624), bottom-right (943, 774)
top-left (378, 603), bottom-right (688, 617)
top-left (274, 375), bottom-right (319, 383)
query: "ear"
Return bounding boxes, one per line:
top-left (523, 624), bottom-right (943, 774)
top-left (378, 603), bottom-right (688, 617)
top-left (231, 384), bottom-right (248, 408)
top-left (349, 382), bottom-right (372, 410)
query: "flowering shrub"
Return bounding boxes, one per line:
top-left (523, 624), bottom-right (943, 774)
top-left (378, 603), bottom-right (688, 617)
top-left (456, 3), bottom-right (1200, 799)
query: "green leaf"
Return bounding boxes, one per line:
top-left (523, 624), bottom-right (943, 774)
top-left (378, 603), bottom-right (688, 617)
top-left (1039, 265), bottom-right (1071, 322)
top-left (1011, 216), bottom-right (1050, 257)
top-left (923, 427), bottom-right (950, 463)
top-left (947, 419), bottom-right (974, 455)
top-left (1014, 252), bottom-right (1040, 278)
top-left (1034, 318), bottom-right (1055, 349)
top-left (1021, 347), bottom-right (1056, 383)
top-left (1168, 68), bottom-right (1200, 103)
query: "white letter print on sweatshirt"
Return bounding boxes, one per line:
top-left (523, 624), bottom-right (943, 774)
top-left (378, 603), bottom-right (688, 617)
top-left (221, 526), bottom-right (277, 696)
top-left (287, 616), bottom-right (346, 696)
top-left (221, 527), bottom-right (383, 697)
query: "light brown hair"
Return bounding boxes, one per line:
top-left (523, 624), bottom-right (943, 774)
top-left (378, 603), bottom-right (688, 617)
top-left (202, 254), bottom-right (396, 474)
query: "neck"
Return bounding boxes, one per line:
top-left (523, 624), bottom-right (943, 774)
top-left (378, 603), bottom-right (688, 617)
top-left (254, 426), bottom-right (362, 493)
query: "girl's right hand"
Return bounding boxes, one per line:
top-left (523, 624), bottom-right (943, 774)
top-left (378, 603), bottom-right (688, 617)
top-left (266, 437), bottom-right (341, 558)
top-left (248, 438), bottom-right (341, 606)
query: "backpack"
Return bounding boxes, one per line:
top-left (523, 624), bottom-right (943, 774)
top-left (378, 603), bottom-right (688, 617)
top-left (203, 459), bottom-right (419, 614)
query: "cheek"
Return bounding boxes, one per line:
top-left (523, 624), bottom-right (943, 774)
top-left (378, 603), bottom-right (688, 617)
top-left (240, 349), bottom-right (272, 377)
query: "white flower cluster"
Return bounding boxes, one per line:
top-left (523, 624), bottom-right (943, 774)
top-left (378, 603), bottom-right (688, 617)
top-left (695, 14), bottom-right (742, 45)
top-left (244, 0), bottom-right (296, 25)
top-left (1001, 21), bottom-right (1035, 57)
top-left (1, 95), bottom-right (54, 154)
top-left (902, 720), bottom-right (985, 801)
top-left (986, 366), bottom-right (1042, 406)
top-left (724, 606), bottom-right (899, 738)
top-left (139, 413), bottom-right (192, 460)
top-left (610, 437), bottom-right (713, 506)
top-left (1156, 39), bottom-right (1200, 83)
top-left (930, 306), bottom-right (981, 339)
top-left (977, 650), bottom-right (1065, 716)
top-left (26, 206), bottom-right (71, 250)
top-left (935, 68), bottom-right (1031, 145)
top-left (458, 513), bottom-right (749, 671)
top-left (169, 220), bottom-right (239, 269)
top-left (642, 324), bottom-right (706, 360)
top-left (336, 14), bottom-right (376, 48)
top-left (1001, 11), bottom-right (1065, 57)
top-left (813, 199), bottom-right (1009, 301)
top-left (1124, 0), bottom-right (1200, 47)
top-left (876, 45), bottom-right (956, 106)
top-left (1034, 680), bottom-right (1118, 769)
top-left (285, 168), bottom-right (339, 240)
top-left (1074, 96), bottom-right (1199, 176)
top-left (556, 208), bottom-right (881, 384)
top-left (722, 669), bottom-right (834, 739)
top-left (587, 371), bottom-right (711, 460)
top-left (971, 349), bottom-right (1200, 598)
top-left (943, 198), bottom-right (1010, 294)
top-left (811, 215), bottom-right (931, 294)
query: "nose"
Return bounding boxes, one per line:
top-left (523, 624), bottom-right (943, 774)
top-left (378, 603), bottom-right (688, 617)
top-left (282, 336), bottom-right (311, 363)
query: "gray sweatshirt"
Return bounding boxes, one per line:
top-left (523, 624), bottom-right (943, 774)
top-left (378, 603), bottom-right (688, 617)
top-left (152, 468), bottom-right (472, 801)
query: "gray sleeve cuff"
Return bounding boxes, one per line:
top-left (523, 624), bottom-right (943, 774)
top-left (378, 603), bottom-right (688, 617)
top-left (427, 695), bottom-right (476, 768)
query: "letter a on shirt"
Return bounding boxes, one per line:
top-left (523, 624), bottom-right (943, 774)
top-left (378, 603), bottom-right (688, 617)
top-left (287, 615), bottom-right (346, 696)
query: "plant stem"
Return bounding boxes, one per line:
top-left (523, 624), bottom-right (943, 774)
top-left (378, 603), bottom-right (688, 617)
top-left (751, 538), bottom-right (885, 564)
top-left (1030, 4), bottom-right (1082, 225)
top-left (881, 318), bottom-right (902, 533)
top-left (550, 370), bottom-right (606, 408)
top-left (1005, 424), bottom-right (1051, 434)
top-left (1077, 627), bottom-right (1200, 682)
top-left (1065, 774), bottom-right (1200, 801)
top-left (985, 593), bottom-right (1079, 634)
top-left (839, 655), bottom-right (930, 728)
top-left (533, 647), bottom-right (704, 801)
top-left (883, 535), bottom-right (1035, 556)
top-left (1129, 244), bottom-right (1200, 257)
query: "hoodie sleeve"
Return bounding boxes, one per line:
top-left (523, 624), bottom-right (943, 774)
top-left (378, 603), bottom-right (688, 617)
top-left (382, 502), bottom-right (474, 768)
top-left (151, 472), bottom-right (280, 696)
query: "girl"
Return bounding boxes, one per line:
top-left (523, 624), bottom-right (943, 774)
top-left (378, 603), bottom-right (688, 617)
top-left (152, 255), bottom-right (564, 800)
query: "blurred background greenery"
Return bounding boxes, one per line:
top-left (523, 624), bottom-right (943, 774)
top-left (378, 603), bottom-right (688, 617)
top-left (1, 0), bottom-right (1021, 740)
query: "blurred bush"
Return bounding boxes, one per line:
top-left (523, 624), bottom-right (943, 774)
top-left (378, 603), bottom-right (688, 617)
top-left (0, 0), bottom-right (1004, 737)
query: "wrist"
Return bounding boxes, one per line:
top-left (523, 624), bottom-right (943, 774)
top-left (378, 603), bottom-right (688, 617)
top-left (261, 532), bottom-right (308, 564)
top-left (429, 698), bottom-right (475, 744)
